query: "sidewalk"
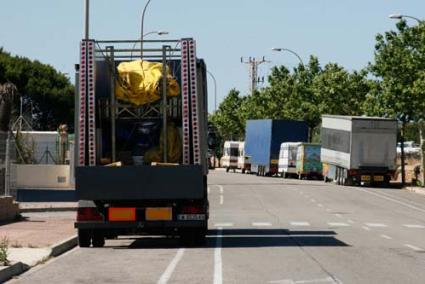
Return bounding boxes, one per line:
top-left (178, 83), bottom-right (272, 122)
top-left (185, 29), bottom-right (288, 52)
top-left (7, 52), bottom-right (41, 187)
top-left (406, 186), bottom-right (425, 195)
top-left (19, 202), bottom-right (77, 213)
top-left (0, 209), bottom-right (77, 282)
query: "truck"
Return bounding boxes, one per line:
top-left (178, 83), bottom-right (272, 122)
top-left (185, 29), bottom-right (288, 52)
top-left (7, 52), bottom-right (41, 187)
top-left (237, 142), bottom-right (251, 174)
top-left (73, 36), bottom-right (210, 247)
top-left (221, 141), bottom-right (242, 172)
top-left (278, 142), bottom-right (301, 178)
top-left (321, 115), bottom-right (397, 186)
top-left (245, 119), bottom-right (308, 176)
top-left (296, 143), bottom-right (322, 180)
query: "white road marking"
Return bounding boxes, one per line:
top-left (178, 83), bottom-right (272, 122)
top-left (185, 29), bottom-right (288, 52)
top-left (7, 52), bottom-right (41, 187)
top-left (380, 234), bottom-right (392, 240)
top-left (217, 185), bottom-right (224, 194)
top-left (347, 187), bottom-right (425, 214)
top-left (328, 222), bottom-right (350, 227)
top-left (157, 248), bottom-right (185, 284)
top-left (362, 226), bottom-right (371, 231)
top-left (269, 277), bottom-right (339, 284)
top-left (290, 222), bottom-right (311, 227)
top-left (220, 195), bottom-right (224, 205)
top-left (214, 228), bottom-right (223, 284)
top-left (252, 222), bottom-right (272, 227)
top-left (335, 214), bottom-right (342, 218)
top-left (404, 244), bottom-right (425, 252)
top-left (365, 223), bottom-right (387, 228)
top-left (326, 209), bottom-right (332, 212)
top-left (318, 203), bottom-right (324, 208)
top-left (214, 223), bottom-right (233, 227)
top-left (310, 199), bottom-right (316, 202)
top-left (208, 187), bottom-right (210, 194)
top-left (403, 224), bottom-right (425, 229)
top-left (347, 220), bottom-right (354, 224)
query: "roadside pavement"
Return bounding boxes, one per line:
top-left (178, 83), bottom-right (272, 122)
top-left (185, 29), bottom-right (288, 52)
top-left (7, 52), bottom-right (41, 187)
top-left (0, 210), bottom-right (77, 282)
top-left (19, 202), bottom-right (77, 213)
top-left (407, 186), bottom-right (425, 195)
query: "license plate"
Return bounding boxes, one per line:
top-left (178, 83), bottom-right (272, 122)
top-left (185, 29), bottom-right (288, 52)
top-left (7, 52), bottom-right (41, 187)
top-left (177, 214), bottom-right (206, 221)
top-left (361, 175), bottom-right (371, 182)
top-left (374, 175), bottom-right (384, 182)
top-left (146, 208), bottom-right (172, 221)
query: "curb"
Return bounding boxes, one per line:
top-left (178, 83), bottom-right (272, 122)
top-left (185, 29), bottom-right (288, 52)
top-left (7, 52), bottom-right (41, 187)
top-left (20, 207), bottom-right (77, 213)
top-left (406, 187), bottom-right (425, 195)
top-left (50, 235), bottom-right (78, 257)
top-left (0, 262), bottom-right (29, 283)
top-left (0, 235), bottom-right (78, 282)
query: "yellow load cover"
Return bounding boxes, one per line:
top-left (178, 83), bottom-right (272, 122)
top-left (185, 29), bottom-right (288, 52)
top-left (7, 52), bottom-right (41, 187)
top-left (115, 60), bottom-right (180, 106)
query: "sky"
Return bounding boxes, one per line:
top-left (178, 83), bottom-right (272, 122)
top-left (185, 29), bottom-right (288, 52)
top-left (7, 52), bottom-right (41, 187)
top-left (0, 1), bottom-right (424, 112)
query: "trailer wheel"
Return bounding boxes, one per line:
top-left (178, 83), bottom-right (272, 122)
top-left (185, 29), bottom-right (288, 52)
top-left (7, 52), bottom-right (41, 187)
top-left (226, 167), bottom-right (229, 173)
top-left (180, 229), bottom-right (206, 246)
top-left (92, 231), bottom-right (105, 248)
top-left (78, 229), bottom-right (91, 248)
top-left (242, 169), bottom-right (246, 174)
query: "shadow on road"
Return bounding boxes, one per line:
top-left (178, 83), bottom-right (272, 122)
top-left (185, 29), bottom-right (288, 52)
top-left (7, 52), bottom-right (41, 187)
top-left (110, 228), bottom-right (349, 249)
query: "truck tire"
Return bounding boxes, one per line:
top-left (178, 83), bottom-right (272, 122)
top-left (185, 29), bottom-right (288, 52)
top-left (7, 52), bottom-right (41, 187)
top-left (226, 167), bottom-right (229, 173)
top-left (92, 231), bottom-right (105, 248)
top-left (242, 169), bottom-right (246, 174)
top-left (78, 229), bottom-right (91, 248)
top-left (180, 229), bottom-right (206, 246)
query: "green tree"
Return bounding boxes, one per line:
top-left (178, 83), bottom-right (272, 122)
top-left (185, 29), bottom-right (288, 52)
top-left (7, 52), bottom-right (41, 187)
top-left (0, 48), bottom-right (74, 130)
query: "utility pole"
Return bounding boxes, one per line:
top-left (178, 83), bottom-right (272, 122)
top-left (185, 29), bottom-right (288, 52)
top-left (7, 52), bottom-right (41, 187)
top-left (241, 57), bottom-right (267, 95)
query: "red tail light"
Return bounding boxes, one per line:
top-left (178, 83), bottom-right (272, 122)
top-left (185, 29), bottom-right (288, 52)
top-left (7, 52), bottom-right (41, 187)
top-left (348, 169), bottom-right (358, 177)
top-left (181, 205), bottom-right (203, 214)
top-left (77, 207), bottom-right (103, 221)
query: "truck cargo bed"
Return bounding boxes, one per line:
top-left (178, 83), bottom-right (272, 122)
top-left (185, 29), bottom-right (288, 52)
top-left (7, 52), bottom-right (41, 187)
top-left (76, 165), bottom-right (204, 201)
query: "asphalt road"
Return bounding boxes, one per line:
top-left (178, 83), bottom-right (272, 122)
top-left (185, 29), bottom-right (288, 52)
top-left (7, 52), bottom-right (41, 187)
top-left (11, 170), bottom-right (425, 284)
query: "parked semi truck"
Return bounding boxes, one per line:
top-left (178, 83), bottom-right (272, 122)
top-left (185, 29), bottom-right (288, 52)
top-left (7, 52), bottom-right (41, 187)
top-left (321, 115), bottom-right (397, 186)
top-left (245, 119), bottom-right (308, 176)
top-left (74, 37), bottom-right (209, 247)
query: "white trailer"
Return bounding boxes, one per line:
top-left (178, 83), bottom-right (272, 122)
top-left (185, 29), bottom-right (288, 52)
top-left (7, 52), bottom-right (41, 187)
top-left (321, 115), bottom-right (397, 186)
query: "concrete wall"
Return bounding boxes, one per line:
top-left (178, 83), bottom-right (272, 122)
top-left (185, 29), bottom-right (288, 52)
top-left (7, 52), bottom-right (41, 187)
top-left (15, 164), bottom-right (72, 189)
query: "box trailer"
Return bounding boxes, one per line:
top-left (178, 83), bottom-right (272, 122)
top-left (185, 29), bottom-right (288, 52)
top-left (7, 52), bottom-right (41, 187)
top-left (221, 141), bottom-right (242, 172)
top-left (245, 119), bottom-right (308, 176)
top-left (278, 142), bottom-right (301, 178)
top-left (321, 115), bottom-right (397, 186)
top-left (296, 143), bottom-right (322, 179)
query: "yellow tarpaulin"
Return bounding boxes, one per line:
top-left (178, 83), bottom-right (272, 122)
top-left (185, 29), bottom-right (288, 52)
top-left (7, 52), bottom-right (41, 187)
top-left (115, 60), bottom-right (180, 106)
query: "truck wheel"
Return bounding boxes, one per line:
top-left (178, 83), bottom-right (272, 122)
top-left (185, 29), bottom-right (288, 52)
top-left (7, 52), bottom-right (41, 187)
top-left (242, 169), bottom-right (246, 174)
top-left (226, 167), bottom-right (229, 173)
top-left (92, 231), bottom-right (105, 248)
top-left (78, 229), bottom-right (91, 248)
top-left (180, 229), bottom-right (206, 246)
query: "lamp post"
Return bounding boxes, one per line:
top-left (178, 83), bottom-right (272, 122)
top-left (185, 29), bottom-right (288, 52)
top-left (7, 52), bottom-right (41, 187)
top-left (84, 0), bottom-right (90, 40)
top-left (140, 0), bottom-right (154, 58)
top-left (131, 31), bottom-right (169, 60)
top-left (207, 70), bottom-right (218, 112)
top-left (271, 47), bottom-right (304, 65)
top-left (389, 14), bottom-right (422, 24)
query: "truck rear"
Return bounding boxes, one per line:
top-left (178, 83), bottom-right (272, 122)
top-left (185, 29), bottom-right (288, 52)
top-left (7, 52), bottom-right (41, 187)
top-left (245, 119), bottom-right (308, 176)
top-left (74, 38), bottom-right (209, 247)
top-left (321, 115), bottom-right (397, 186)
top-left (296, 143), bottom-right (322, 179)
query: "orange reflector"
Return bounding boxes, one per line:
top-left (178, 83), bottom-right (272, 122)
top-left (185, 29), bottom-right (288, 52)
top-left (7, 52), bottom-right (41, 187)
top-left (109, 208), bottom-right (136, 222)
top-left (146, 208), bottom-right (172, 221)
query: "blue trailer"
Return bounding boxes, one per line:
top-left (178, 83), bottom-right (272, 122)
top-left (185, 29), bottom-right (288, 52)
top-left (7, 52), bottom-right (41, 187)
top-left (245, 119), bottom-right (308, 176)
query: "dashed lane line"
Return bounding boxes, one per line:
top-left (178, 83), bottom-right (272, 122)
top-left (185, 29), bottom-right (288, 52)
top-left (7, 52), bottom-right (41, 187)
top-left (214, 227), bottom-right (223, 284)
top-left (252, 222), bottom-right (273, 227)
top-left (220, 195), bottom-right (224, 205)
top-left (365, 223), bottom-right (387, 228)
top-left (335, 214), bottom-right (343, 219)
top-left (214, 223), bottom-right (233, 227)
top-left (362, 226), bottom-right (371, 231)
top-left (318, 203), bottom-right (324, 208)
top-left (328, 222), bottom-right (350, 227)
top-left (404, 244), bottom-right (425, 252)
top-left (403, 224), bottom-right (425, 229)
top-left (290, 221), bottom-right (311, 227)
top-left (157, 248), bottom-right (185, 284)
top-left (380, 234), bottom-right (392, 240)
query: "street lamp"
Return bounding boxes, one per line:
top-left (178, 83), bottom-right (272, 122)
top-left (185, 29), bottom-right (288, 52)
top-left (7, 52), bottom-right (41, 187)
top-left (271, 47), bottom-right (304, 65)
top-left (140, 0), bottom-right (154, 58)
top-left (207, 70), bottom-right (218, 112)
top-left (388, 14), bottom-right (422, 23)
top-left (131, 31), bottom-right (169, 60)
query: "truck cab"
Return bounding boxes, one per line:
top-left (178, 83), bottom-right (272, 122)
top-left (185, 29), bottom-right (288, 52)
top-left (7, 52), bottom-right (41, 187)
top-left (221, 141), bottom-right (242, 172)
top-left (74, 38), bottom-right (209, 247)
top-left (278, 142), bottom-right (301, 178)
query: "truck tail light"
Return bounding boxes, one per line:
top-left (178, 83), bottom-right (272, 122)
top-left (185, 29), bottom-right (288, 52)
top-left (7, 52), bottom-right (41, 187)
top-left (181, 205), bottom-right (203, 214)
top-left (77, 207), bottom-right (103, 222)
top-left (348, 169), bottom-right (358, 177)
top-left (109, 208), bottom-right (136, 222)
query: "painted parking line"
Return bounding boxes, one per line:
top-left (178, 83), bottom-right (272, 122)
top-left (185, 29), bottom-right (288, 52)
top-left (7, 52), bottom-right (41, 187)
top-left (157, 248), bottom-right (185, 284)
top-left (328, 222), bottom-right (350, 227)
top-left (220, 195), bottom-right (224, 205)
top-left (365, 223), bottom-right (387, 228)
top-left (403, 224), bottom-right (425, 229)
top-left (380, 234), bottom-right (392, 240)
top-left (404, 244), bottom-right (425, 252)
top-left (290, 222), bottom-right (311, 227)
top-left (214, 223), bottom-right (233, 227)
top-left (252, 222), bottom-right (273, 227)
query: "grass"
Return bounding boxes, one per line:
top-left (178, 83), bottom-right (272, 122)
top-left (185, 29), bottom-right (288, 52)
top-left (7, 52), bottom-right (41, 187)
top-left (0, 236), bottom-right (10, 266)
